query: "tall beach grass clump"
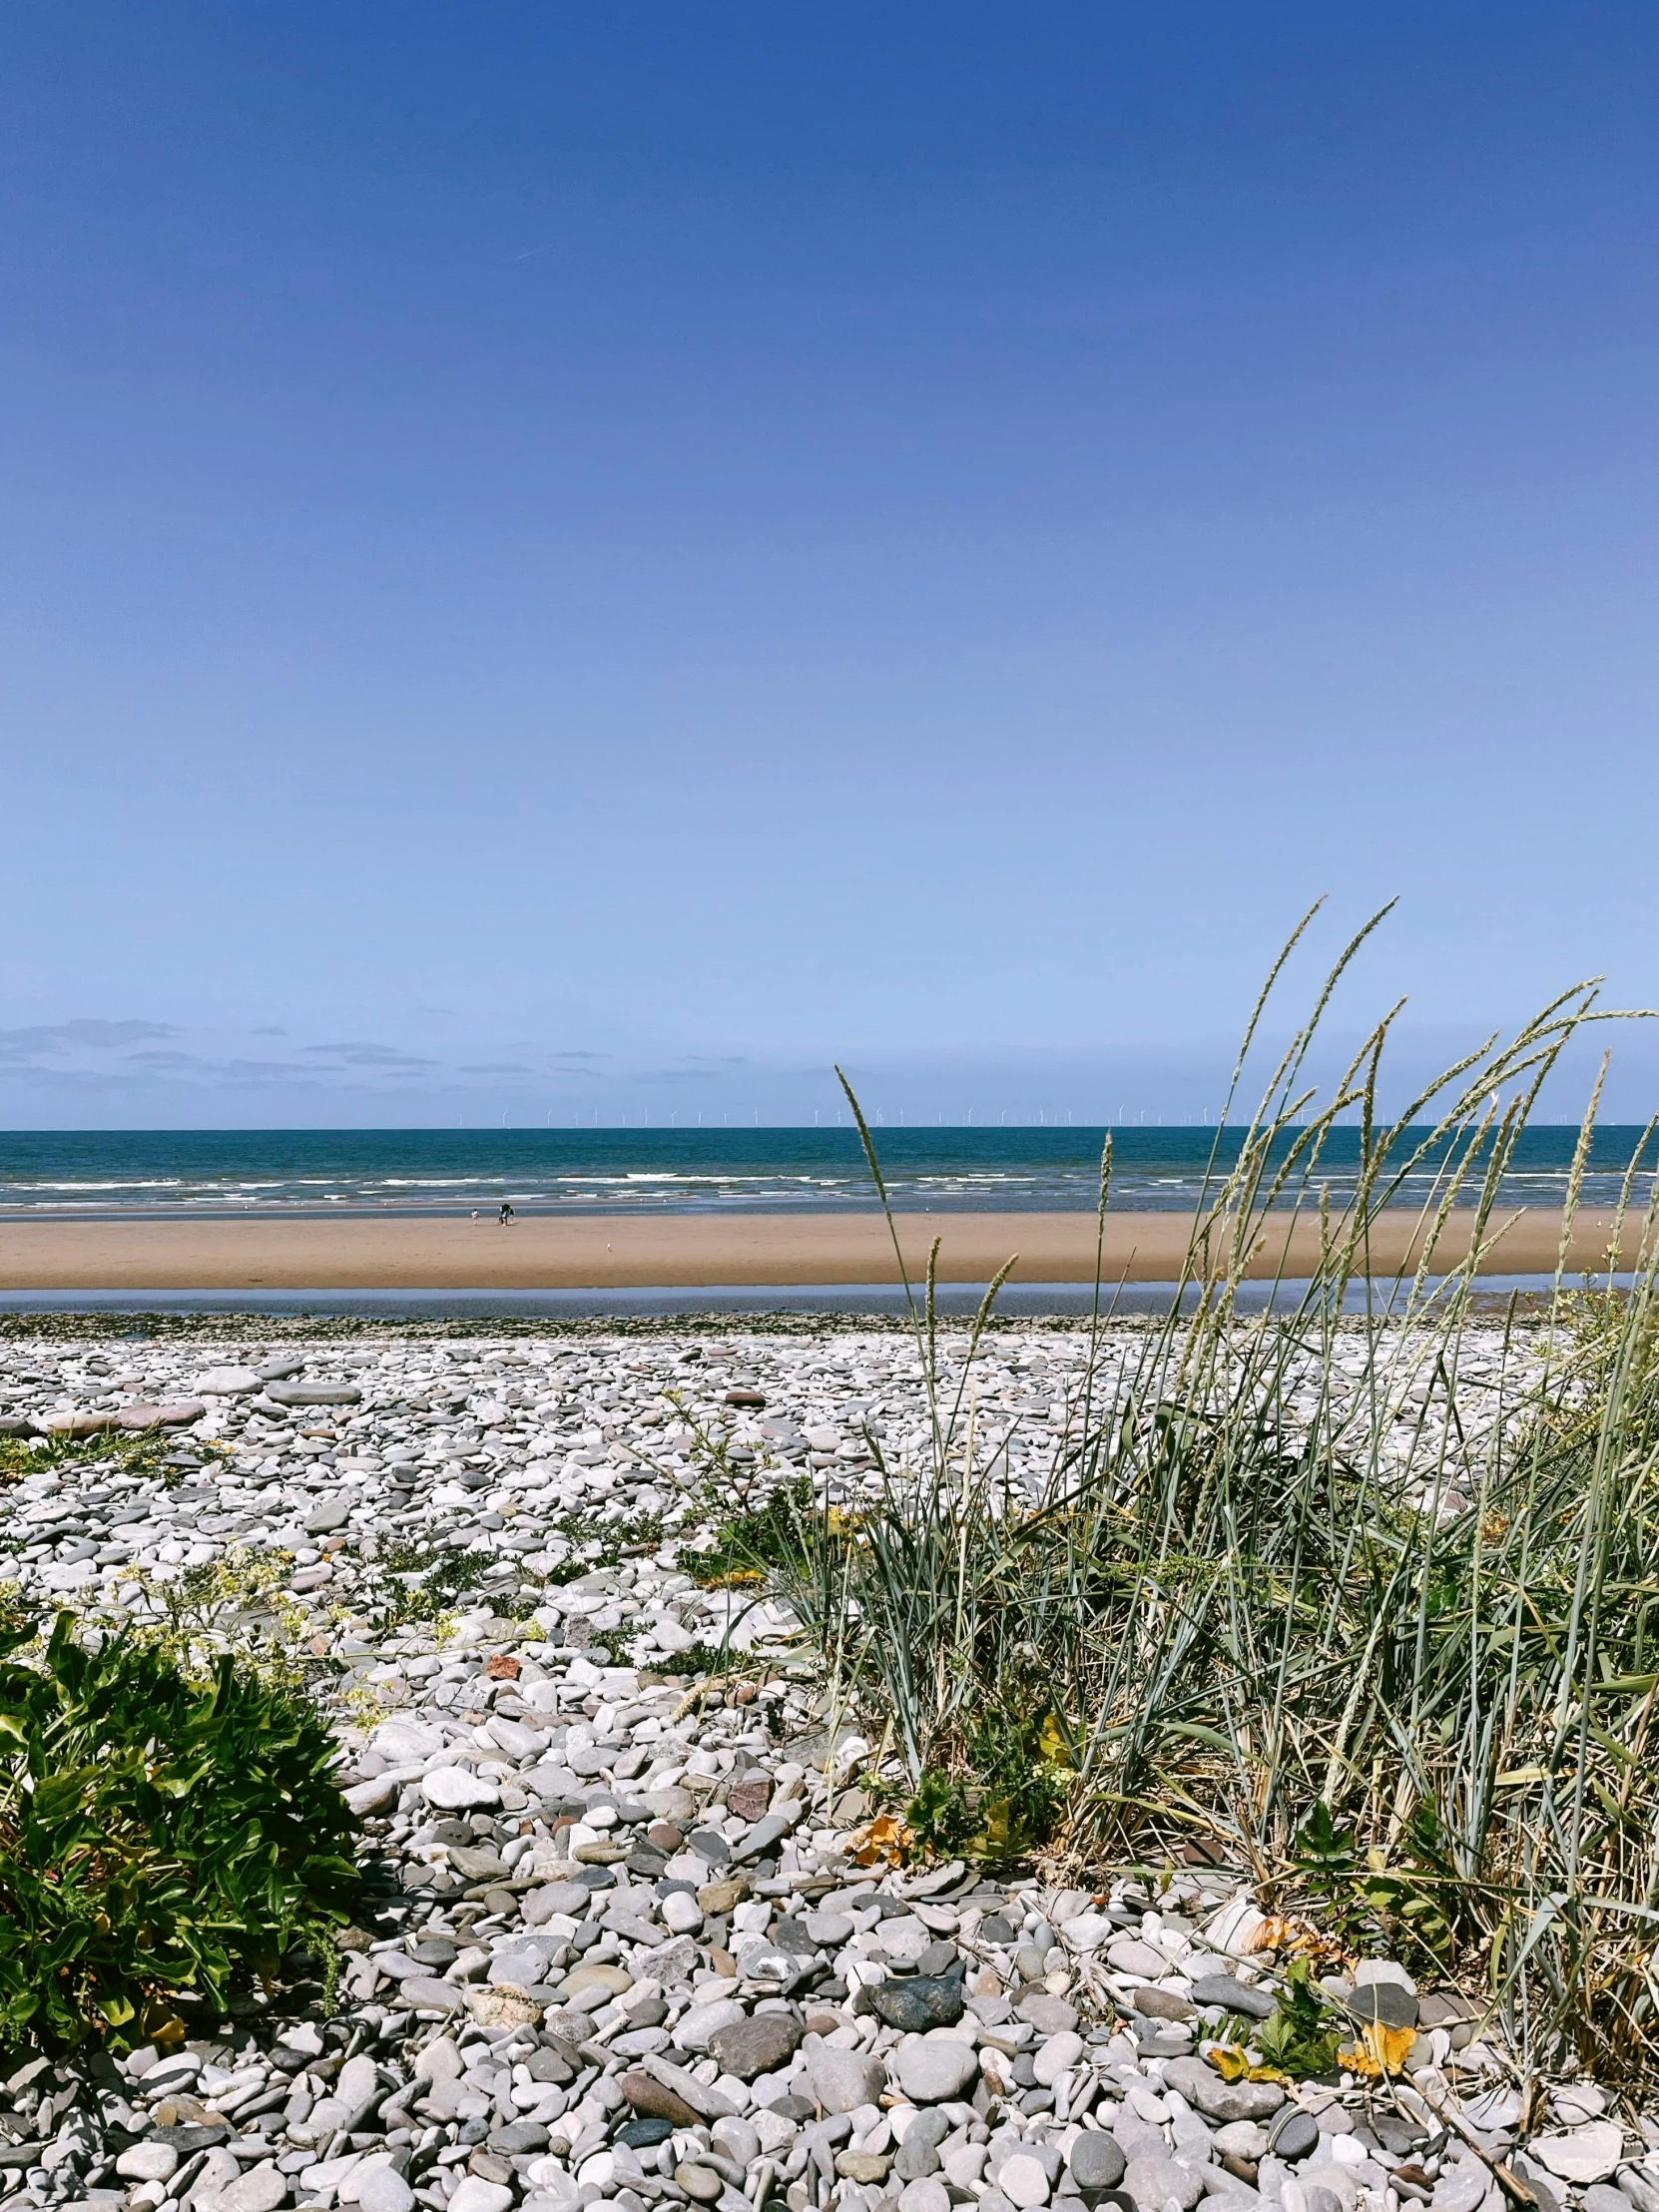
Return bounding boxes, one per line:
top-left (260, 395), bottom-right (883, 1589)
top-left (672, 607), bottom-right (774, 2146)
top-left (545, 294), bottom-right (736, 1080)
top-left (775, 907), bottom-right (1659, 2086)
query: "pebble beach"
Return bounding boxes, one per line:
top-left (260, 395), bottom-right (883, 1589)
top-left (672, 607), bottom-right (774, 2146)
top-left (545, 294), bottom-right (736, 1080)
top-left (0, 1324), bottom-right (1651, 2212)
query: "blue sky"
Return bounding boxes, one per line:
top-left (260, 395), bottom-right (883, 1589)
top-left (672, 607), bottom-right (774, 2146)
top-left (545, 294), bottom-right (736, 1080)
top-left (4, 3), bottom-right (1658, 1126)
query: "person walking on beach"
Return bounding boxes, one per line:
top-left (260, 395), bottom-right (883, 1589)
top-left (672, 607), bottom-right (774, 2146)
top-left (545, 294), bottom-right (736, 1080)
top-left (499, 1201), bottom-right (515, 1226)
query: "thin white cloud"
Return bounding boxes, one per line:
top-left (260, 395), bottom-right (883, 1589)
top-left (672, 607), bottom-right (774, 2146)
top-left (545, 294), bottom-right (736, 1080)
top-left (0, 1018), bottom-right (179, 1066)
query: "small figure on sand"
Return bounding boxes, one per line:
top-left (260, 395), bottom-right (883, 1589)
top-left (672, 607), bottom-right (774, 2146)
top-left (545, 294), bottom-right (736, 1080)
top-left (499, 1201), bottom-right (515, 1226)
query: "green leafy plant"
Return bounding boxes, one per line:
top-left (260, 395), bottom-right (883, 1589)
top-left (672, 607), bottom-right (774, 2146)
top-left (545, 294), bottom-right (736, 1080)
top-left (366, 1507), bottom-right (668, 1631)
top-left (0, 1610), bottom-right (362, 2055)
top-left (628, 1638), bottom-right (737, 1678)
top-left (1291, 1799), bottom-right (1458, 1970)
top-left (891, 1715), bottom-right (1073, 1864)
top-left (368, 1539), bottom-right (500, 1625)
top-left (903, 1768), bottom-right (979, 1858)
top-left (537, 1507), bottom-right (665, 1583)
top-left (119, 1548), bottom-right (311, 1687)
top-left (1291, 1799), bottom-right (1360, 1888)
top-left (685, 1480), bottom-right (814, 1588)
top-left (1253, 1958), bottom-right (1343, 2078)
top-left (1349, 1806), bottom-right (1460, 1972)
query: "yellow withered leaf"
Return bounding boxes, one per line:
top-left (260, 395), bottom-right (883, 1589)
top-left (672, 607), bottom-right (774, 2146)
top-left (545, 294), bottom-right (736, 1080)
top-left (1208, 2045), bottom-right (1292, 2087)
top-left (1340, 2021), bottom-right (1417, 2077)
top-left (850, 1812), bottom-right (911, 1869)
top-left (1037, 1712), bottom-right (1075, 1769)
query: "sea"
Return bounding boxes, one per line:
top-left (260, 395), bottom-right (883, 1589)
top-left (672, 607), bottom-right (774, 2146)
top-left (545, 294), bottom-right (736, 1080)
top-left (0, 1125), bottom-right (1651, 1219)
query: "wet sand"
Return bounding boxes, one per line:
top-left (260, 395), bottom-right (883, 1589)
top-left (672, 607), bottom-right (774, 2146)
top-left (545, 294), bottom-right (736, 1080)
top-left (0, 1208), bottom-right (1636, 1290)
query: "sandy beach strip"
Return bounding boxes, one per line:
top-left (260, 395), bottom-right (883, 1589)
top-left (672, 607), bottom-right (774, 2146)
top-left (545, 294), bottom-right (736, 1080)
top-left (0, 1207), bottom-right (1638, 1291)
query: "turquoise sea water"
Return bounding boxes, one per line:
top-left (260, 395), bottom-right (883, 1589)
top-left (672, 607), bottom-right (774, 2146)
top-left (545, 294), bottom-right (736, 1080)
top-left (0, 1126), bottom-right (1650, 1217)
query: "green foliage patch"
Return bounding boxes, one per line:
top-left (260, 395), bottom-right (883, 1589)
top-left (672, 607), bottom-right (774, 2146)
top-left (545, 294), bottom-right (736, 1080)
top-left (0, 1610), bottom-right (362, 2056)
top-left (1253, 1959), bottom-right (1343, 2078)
top-left (685, 1479), bottom-right (814, 1587)
top-left (367, 1538), bottom-right (499, 1626)
top-left (899, 1710), bottom-right (1074, 1863)
top-left (1291, 1799), bottom-right (1458, 1974)
top-left (366, 1509), bottom-right (666, 1630)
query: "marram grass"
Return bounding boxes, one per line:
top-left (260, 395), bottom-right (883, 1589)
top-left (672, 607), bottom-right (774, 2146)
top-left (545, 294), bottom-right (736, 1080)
top-left (774, 908), bottom-right (1659, 2086)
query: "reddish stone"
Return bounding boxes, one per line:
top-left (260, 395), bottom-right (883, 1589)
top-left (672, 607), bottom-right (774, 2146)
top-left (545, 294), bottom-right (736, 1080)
top-left (485, 1654), bottom-right (522, 1680)
top-left (619, 2070), bottom-right (700, 2128)
top-left (726, 1774), bottom-right (774, 1822)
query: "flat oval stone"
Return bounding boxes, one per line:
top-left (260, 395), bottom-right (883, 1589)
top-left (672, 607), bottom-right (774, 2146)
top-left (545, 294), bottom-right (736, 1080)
top-left (915, 1939), bottom-right (960, 1977)
top-left (804, 2043), bottom-right (886, 2113)
top-left (1134, 1986), bottom-right (1195, 2021)
top-left (894, 2110), bottom-right (950, 2181)
top-left (619, 2118), bottom-right (675, 2149)
top-left (1530, 2125), bottom-right (1623, 2185)
top-left (148, 2125), bottom-right (231, 2154)
top-left (1106, 1937), bottom-right (1169, 1978)
top-left (1032, 2029), bottom-right (1083, 2085)
top-left (1059, 1913), bottom-right (1113, 1951)
top-left (1189, 1974), bottom-right (1276, 2021)
top-left (871, 1975), bottom-right (964, 2032)
top-left (1068, 2134), bottom-right (1126, 2191)
top-left (523, 1881), bottom-right (592, 1924)
top-left (357, 2171), bottom-right (414, 2212)
top-left (265, 1381), bottom-right (363, 1405)
top-left (217, 2173), bottom-right (287, 2212)
top-left (399, 1976), bottom-right (465, 2012)
top-left (677, 1997), bottom-right (747, 2052)
top-left (1342, 1980), bottom-right (1417, 2029)
top-left (708, 2011), bottom-right (804, 2081)
top-left (1123, 2155), bottom-right (1203, 2212)
top-left (837, 2150), bottom-right (893, 2184)
top-left (561, 1961), bottom-right (633, 1996)
top-left (420, 1766), bottom-right (500, 1811)
top-left (195, 1369), bottom-right (262, 1394)
top-left (888, 2039), bottom-right (979, 2104)
top-left (117, 1403), bottom-right (176, 1429)
top-left (488, 2120), bottom-right (548, 2154)
top-left (1269, 2110), bottom-right (1321, 2161)
top-left (999, 2153), bottom-right (1053, 2209)
top-left (1015, 1992), bottom-right (1078, 2035)
top-left (117, 2146), bottom-right (180, 2182)
top-left (803, 1911), bottom-right (854, 1946)
top-left (619, 2071), bottom-right (700, 2128)
top-left (1162, 2056), bottom-right (1285, 2123)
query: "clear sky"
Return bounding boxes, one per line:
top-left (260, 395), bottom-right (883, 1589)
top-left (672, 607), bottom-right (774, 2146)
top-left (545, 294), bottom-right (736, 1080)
top-left (4, 3), bottom-right (1658, 1127)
